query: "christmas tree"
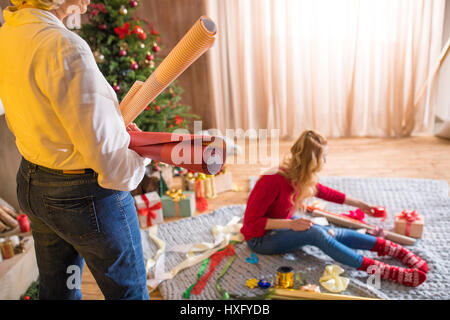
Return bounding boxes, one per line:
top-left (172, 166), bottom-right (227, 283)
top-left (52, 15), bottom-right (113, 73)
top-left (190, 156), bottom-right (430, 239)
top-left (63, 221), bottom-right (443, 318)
top-left (77, 0), bottom-right (200, 132)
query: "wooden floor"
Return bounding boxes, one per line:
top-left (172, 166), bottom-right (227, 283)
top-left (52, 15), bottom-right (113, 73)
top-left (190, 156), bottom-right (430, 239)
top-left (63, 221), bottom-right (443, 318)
top-left (80, 136), bottom-right (450, 300)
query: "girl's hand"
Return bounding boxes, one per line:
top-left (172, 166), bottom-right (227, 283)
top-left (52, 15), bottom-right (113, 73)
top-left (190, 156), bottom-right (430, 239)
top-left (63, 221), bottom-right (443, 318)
top-left (345, 196), bottom-right (374, 216)
top-left (289, 218), bottom-right (314, 232)
top-left (357, 201), bottom-right (373, 216)
top-left (126, 122), bottom-right (142, 132)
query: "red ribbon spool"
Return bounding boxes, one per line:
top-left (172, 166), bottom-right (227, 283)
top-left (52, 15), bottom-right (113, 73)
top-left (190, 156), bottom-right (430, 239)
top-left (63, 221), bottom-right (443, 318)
top-left (17, 214), bottom-right (30, 233)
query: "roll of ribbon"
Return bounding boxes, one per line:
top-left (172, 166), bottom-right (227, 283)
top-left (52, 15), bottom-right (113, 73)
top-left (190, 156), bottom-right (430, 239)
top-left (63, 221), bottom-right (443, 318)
top-left (0, 239), bottom-right (15, 259)
top-left (276, 266), bottom-right (294, 289)
top-left (17, 214), bottom-right (30, 233)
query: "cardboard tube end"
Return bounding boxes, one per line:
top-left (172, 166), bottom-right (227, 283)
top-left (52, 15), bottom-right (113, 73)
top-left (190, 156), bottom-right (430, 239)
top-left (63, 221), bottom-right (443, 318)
top-left (201, 16), bottom-right (216, 34)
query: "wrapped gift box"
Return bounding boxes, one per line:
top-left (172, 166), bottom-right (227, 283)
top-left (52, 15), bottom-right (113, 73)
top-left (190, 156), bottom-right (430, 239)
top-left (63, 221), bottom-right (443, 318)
top-left (394, 210), bottom-right (424, 238)
top-left (181, 172), bottom-right (196, 192)
top-left (161, 190), bottom-right (196, 218)
top-left (134, 192), bottom-right (164, 229)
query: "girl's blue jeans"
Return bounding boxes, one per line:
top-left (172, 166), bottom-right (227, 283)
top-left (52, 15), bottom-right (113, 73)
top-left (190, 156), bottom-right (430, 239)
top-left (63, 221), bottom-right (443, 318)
top-left (16, 157), bottom-right (149, 300)
top-left (247, 222), bottom-right (377, 269)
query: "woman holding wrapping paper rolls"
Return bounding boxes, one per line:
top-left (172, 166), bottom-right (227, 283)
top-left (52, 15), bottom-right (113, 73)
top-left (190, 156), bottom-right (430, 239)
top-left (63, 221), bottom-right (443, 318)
top-left (241, 130), bottom-right (428, 287)
top-left (0, 0), bottom-right (150, 299)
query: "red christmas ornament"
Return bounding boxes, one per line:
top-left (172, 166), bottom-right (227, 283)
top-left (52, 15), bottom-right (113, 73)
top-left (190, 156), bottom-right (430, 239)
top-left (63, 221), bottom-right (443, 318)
top-left (113, 85), bottom-right (120, 92)
top-left (130, 62), bottom-right (139, 70)
top-left (152, 44), bottom-right (160, 52)
top-left (175, 115), bottom-right (183, 125)
top-left (133, 25), bottom-right (147, 40)
top-left (129, 0), bottom-right (138, 8)
top-left (155, 105), bottom-right (161, 113)
top-left (145, 106), bottom-right (150, 111)
top-left (98, 23), bottom-right (107, 31)
top-left (145, 53), bottom-right (154, 61)
top-left (138, 32), bottom-right (147, 40)
top-left (23, 296), bottom-right (31, 300)
top-left (151, 29), bottom-right (158, 36)
top-left (119, 49), bottom-right (127, 57)
top-left (133, 25), bottom-right (144, 35)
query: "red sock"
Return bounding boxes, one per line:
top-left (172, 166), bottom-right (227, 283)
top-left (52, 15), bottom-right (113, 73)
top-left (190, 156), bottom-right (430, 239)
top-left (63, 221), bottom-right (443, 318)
top-left (358, 257), bottom-right (427, 287)
top-left (372, 238), bottom-right (428, 273)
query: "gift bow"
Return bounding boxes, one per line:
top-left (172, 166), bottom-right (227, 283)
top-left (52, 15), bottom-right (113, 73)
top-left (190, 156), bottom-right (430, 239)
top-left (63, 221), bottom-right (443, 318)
top-left (138, 194), bottom-right (162, 227)
top-left (340, 208), bottom-right (366, 224)
top-left (114, 22), bottom-right (131, 39)
top-left (165, 188), bottom-right (187, 202)
top-left (319, 265), bottom-right (349, 293)
top-left (185, 172), bottom-right (195, 182)
top-left (398, 210), bottom-right (421, 237)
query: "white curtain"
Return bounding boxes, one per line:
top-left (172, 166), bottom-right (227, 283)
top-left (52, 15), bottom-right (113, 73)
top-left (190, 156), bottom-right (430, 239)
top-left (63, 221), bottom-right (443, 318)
top-left (205, 0), bottom-right (445, 138)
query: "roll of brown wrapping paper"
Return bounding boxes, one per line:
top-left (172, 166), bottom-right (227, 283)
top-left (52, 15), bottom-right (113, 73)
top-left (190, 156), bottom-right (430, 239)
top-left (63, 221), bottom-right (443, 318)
top-left (120, 16), bottom-right (217, 126)
top-left (128, 131), bottom-right (226, 175)
top-left (0, 220), bottom-right (7, 233)
top-left (272, 288), bottom-right (381, 300)
top-left (0, 208), bottom-right (18, 229)
top-left (0, 205), bottom-right (18, 219)
top-left (310, 209), bottom-right (416, 246)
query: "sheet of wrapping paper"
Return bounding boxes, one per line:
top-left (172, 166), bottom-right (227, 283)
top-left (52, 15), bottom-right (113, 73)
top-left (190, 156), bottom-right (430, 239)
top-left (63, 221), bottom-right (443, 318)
top-left (128, 131), bottom-right (226, 175)
top-left (120, 16), bottom-right (217, 125)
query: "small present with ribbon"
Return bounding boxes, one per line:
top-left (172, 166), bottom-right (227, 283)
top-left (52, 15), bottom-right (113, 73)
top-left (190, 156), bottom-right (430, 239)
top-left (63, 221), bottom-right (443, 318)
top-left (161, 189), bottom-right (196, 217)
top-left (394, 210), bottom-right (424, 238)
top-left (196, 173), bottom-right (217, 199)
top-left (181, 172), bottom-right (196, 192)
top-left (134, 192), bottom-right (164, 229)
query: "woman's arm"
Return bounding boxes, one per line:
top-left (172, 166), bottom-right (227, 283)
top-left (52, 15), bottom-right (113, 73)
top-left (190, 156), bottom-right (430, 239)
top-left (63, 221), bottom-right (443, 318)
top-left (343, 196), bottom-right (374, 216)
top-left (316, 183), bottom-right (376, 216)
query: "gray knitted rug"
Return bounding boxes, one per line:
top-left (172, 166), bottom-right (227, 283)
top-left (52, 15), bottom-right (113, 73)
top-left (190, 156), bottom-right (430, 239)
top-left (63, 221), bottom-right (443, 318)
top-left (140, 177), bottom-right (450, 300)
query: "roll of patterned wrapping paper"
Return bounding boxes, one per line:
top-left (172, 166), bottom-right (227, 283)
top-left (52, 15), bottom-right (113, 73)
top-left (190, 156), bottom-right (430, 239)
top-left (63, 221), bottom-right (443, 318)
top-left (120, 16), bottom-right (217, 126)
top-left (128, 131), bottom-right (226, 175)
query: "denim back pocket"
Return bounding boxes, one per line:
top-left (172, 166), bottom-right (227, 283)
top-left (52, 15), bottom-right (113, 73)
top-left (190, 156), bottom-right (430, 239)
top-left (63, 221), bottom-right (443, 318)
top-left (43, 194), bottom-right (100, 240)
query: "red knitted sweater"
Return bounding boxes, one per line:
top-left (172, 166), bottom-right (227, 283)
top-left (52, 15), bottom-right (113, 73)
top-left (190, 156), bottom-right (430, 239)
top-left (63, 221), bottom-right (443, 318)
top-left (240, 173), bottom-right (346, 241)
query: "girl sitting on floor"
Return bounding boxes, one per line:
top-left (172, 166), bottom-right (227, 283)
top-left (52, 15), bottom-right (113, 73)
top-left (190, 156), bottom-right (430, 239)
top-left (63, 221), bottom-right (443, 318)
top-left (241, 130), bottom-right (428, 287)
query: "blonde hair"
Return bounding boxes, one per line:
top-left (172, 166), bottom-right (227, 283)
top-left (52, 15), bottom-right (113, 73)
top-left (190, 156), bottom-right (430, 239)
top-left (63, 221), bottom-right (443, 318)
top-left (11, 0), bottom-right (66, 10)
top-left (278, 130), bottom-right (328, 211)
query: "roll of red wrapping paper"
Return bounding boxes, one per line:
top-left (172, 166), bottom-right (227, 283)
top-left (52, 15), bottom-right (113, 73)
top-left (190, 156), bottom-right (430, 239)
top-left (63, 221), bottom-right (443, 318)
top-left (128, 131), bottom-right (226, 175)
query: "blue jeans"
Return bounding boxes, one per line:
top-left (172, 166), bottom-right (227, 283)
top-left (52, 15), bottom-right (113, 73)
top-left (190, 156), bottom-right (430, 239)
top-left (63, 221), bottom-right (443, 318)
top-left (16, 157), bottom-right (149, 300)
top-left (247, 223), bottom-right (377, 269)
